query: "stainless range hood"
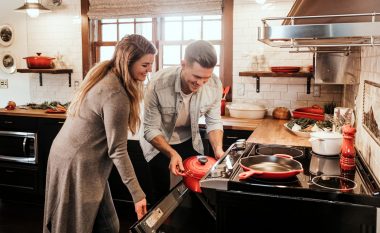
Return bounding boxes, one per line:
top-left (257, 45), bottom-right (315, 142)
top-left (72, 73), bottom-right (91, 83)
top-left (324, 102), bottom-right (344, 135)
top-left (258, 0), bottom-right (380, 49)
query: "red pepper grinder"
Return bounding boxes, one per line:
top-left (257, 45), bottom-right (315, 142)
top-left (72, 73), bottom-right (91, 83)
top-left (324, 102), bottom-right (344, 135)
top-left (340, 124), bottom-right (356, 171)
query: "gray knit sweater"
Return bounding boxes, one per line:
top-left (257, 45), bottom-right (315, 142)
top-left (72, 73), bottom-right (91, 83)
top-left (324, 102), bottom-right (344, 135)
top-left (43, 72), bottom-right (145, 233)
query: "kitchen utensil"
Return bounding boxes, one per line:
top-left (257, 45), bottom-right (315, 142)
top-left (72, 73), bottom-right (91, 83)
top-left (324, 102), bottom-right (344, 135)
top-left (23, 53), bottom-right (55, 69)
top-left (222, 86), bottom-right (230, 100)
top-left (309, 131), bottom-right (343, 155)
top-left (181, 155), bottom-right (216, 193)
top-left (227, 103), bottom-right (267, 119)
top-left (272, 107), bottom-right (291, 120)
top-left (221, 86), bottom-right (230, 116)
top-left (238, 154), bottom-right (303, 180)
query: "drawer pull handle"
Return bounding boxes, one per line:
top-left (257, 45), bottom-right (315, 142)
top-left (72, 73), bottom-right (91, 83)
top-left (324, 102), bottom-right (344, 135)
top-left (5, 169), bottom-right (15, 173)
top-left (3, 121), bottom-right (13, 124)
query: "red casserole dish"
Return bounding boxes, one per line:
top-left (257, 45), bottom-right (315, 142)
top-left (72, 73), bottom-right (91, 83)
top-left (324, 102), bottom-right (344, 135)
top-left (292, 105), bottom-right (324, 121)
top-left (23, 53), bottom-right (55, 69)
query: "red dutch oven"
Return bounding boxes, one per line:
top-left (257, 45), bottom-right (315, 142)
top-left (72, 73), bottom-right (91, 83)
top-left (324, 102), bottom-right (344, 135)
top-left (182, 155), bottom-right (216, 193)
top-left (23, 53), bottom-right (55, 69)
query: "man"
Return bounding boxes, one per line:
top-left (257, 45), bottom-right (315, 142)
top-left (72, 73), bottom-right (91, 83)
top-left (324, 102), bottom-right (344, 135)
top-left (141, 40), bottom-right (224, 204)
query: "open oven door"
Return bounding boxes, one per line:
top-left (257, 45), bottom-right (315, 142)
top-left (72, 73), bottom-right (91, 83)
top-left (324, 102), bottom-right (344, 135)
top-left (130, 182), bottom-right (216, 233)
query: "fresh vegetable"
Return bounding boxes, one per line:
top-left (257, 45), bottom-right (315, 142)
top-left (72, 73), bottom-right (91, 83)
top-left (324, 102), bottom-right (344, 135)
top-left (5, 101), bottom-right (16, 110)
top-left (287, 118), bottom-right (332, 132)
top-left (27, 101), bottom-right (70, 110)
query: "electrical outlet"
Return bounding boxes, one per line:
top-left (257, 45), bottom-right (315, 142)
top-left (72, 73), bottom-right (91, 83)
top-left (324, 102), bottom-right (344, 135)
top-left (313, 85), bottom-right (321, 97)
top-left (0, 79), bottom-right (8, 89)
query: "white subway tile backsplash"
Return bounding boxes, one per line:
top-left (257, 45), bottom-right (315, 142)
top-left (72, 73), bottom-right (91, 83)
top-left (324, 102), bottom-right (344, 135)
top-left (273, 100), bottom-right (291, 108)
top-left (233, 0), bottom-right (340, 109)
top-left (270, 84), bottom-right (288, 92)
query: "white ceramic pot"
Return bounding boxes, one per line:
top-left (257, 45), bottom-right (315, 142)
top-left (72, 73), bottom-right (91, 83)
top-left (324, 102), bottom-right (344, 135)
top-left (309, 131), bottom-right (343, 156)
top-left (227, 103), bottom-right (267, 119)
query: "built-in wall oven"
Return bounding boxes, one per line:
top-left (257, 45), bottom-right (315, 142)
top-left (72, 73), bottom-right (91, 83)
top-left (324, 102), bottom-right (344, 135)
top-left (0, 131), bottom-right (38, 164)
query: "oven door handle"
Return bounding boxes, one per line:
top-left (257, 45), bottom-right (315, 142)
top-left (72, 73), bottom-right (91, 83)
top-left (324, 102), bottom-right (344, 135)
top-left (22, 137), bottom-right (27, 156)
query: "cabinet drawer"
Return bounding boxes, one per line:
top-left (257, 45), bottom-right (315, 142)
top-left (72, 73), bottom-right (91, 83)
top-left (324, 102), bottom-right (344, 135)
top-left (0, 166), bottom-right (38, 192)
top-left (0, 116), bottom-right (39, 132)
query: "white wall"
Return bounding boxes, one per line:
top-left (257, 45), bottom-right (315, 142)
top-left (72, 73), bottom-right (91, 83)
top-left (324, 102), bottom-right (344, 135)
top-left (232, 0), bottom-right (343, 114)
top-left (0, 0), bottom-right (82, 107)
top-left (0, 0), bottom-right (30, 107)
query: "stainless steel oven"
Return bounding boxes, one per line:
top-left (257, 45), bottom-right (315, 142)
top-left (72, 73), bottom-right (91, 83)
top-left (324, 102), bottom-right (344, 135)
top-left (0, 131), bottom-right (38, 164)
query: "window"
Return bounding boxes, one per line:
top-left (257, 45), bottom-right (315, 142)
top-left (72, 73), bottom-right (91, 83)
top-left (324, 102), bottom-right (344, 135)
top-left (91, 15), bottom-right (222, 77)
top-left (83, 0), bottom-right (232, 96)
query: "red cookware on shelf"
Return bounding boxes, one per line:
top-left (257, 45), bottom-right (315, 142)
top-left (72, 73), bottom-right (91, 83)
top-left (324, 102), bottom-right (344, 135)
top-left (181, 155), bottom-right (216, 193)
top-left (23, 53), bottom-right (55, 69)
top-left (238, 154), bottom-right (303, 180)
top-left (292, 105), bottom-right (324, 121)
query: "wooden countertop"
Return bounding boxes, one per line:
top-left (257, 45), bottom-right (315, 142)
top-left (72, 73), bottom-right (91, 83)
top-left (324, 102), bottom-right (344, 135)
top-left (247, 118), bottom-right (311, 147)
top-left (0, 109), bottom-right (311, 147)
top-left (198, 116), bottom-right (263, 131)
top-left (0, 108), bottom-right (66, 119)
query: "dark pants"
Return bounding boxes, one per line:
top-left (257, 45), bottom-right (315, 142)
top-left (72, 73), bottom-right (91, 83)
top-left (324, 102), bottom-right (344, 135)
top-left (147, 139), bottom-right (199, 206)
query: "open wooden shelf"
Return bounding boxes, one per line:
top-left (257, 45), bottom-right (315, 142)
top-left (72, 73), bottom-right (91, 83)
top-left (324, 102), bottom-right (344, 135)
top-left (239, 71), bottom-right (313, 94)
top-left (17, 69), bottom-right (73, 87)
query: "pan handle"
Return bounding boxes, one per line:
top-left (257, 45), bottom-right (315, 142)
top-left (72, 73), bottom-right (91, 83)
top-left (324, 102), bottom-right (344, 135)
top-left (238, 169), bottom-right (264, 180)
top-left (273, 154), bottom-right (293, 159)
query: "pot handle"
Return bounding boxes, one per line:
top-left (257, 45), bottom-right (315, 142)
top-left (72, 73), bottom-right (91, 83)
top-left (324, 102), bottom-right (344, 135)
top-left (238, 169), bottom-right (263, 180)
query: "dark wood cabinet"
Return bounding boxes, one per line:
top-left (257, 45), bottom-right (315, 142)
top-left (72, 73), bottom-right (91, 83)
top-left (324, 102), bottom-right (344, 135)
top-left (108, 140), bottom-right (153, 204)
top-left (0, 116), bottom-right (40, 195)
top-left (37, 118), bottom-right (65, 194)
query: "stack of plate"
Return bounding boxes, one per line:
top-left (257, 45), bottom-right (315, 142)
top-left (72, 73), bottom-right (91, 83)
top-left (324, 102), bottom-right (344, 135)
top-left (270, 66), bottom-right (300, 73)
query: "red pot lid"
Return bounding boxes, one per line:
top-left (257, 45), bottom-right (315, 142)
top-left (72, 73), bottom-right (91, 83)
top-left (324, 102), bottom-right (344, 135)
top-left (183, 155), bottom-right (216, 180)
top-left (23, 53), bottom-right (55, 60)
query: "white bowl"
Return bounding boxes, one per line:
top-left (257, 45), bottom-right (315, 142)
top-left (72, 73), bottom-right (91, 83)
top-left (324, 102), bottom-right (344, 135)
top-left (227, 103), bottom-right (267, 119)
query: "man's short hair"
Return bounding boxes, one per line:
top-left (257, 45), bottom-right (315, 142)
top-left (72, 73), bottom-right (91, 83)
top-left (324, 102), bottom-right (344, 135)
top-left (184, 40), bottom-right (217, 68)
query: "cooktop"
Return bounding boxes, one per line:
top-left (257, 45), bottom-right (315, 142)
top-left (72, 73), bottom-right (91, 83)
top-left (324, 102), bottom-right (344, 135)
top-left (200, 142), bottom-right (380, 207)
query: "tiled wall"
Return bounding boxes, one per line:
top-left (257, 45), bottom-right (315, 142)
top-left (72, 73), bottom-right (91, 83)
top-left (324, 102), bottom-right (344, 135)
top-left (232, 0), bottom-right (343, 114)
top-left (27, 0), bottom-right (82, 104)
top-left (348, 47), bottom-right (380, 181)
top-left (0, 0), bottom-right (82, 106)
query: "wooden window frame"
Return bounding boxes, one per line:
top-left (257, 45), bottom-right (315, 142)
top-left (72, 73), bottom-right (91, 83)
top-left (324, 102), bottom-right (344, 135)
top-left (81, 0), bottom-right (233, 100)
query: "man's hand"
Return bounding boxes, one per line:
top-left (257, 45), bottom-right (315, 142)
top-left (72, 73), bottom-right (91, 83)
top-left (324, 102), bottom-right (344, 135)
top-left (135, 198), bottom-right (147, 220)
top-left (169, 152), bottom-right (185, 176)
top-left (214, 148), bottom-right (225, 159)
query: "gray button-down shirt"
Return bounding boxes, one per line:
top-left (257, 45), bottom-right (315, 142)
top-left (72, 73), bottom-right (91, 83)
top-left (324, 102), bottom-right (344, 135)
top-left (140, 66), bottom-right (223, 162)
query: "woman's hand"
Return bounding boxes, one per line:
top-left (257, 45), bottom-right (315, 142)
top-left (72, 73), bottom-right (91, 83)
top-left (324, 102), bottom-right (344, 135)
top-left (135, 198), bottom-right (147, 220)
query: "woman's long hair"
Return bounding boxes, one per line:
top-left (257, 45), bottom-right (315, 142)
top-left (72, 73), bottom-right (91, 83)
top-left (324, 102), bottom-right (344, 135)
top-left (68, 34), bottom-right (156, 134)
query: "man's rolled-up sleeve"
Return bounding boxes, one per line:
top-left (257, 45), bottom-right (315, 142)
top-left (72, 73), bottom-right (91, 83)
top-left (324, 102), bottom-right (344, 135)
top-left (144, 82), bottom-right (163, 142)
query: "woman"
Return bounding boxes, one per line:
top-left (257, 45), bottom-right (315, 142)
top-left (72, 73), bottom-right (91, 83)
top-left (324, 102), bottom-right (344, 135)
top-left (43, 34), bottom-right (157, 233)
